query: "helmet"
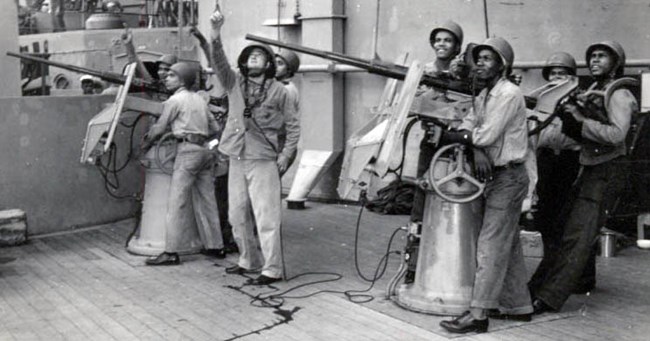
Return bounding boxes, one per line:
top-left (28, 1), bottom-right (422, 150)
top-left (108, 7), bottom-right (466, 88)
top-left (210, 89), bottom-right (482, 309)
top-left (542, 52), bottom-right (577, 81)
top-left (156, 54), bottom-right (178, 67)
top-left (472, 36), bottom-right (514, 75)
top-left (276, 50), bottom-right (301, 77)
top-left (169, 62), bottom-right (198, 88)
top-left (429, 20), bottom-right (464, 50)
top-left (585, 40), bottom-right (626, 77)
top-left (80, 74), bottom-right (98, 83)
top-left (237, 43), bottom-right (276, 78)
top-left (103, 1), bottom-right (123, 13)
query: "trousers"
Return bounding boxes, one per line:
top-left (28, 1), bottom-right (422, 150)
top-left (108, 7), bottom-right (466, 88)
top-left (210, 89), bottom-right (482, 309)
top-left (470, 164), bottom-right (533, 314)
top-left (529, 148), bottom-right (596, 292)
top-left (165, 143), bottom-right (223, 252)
top-left (534, 159), bottom-right (627, 309)
top-left (229, 158), bottom-right (283, 278)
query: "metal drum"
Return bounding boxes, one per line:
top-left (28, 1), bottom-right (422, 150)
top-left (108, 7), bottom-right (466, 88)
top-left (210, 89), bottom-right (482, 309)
top-left (393, 143), bottom-right (484, 315)
top-left (126, 140), bottom-right (203, 256)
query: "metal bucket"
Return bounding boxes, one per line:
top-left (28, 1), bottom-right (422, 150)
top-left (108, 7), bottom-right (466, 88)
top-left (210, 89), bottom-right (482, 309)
top-left (600, 232), bottom-right (617, 258)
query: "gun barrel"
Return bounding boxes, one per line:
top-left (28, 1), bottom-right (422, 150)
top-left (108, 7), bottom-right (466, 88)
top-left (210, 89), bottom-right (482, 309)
top-left (246, 34), bottom-right (471, 94)
top-left (7, 51), bottom-right (227, 106)
top-left (245, 35), bottom-right (544, 108)
top-left (8, 51), bottom-right (130, 85)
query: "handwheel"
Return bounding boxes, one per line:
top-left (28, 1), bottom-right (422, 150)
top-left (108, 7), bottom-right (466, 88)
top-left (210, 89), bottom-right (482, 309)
top-left (428, 143), bottom-right (485, 203)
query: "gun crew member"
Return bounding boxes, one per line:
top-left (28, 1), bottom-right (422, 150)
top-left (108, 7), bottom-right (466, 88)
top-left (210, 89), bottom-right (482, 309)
top-left (80, 75), bottom-right (105, 95)
top-left (118, 25), bottom-right (178, 99)
top-left (190, 26), bottom-right (239, 255)
top-left (528, 52), bottom-right (597, 296)
top-left (142, 62), bottom-right (225, 266)
top-left (406, 20), bottom-right (466, 284)
top-left (438, 37), bottom-right (533, 334)
top-left (275, 49), bottom-right (302, 174)
top-left (411, 20), bottom-right (465, 227)
top-left (530, 41), bottom-right (637, 314)
top-left (209, 9), bottom-right (300, 285)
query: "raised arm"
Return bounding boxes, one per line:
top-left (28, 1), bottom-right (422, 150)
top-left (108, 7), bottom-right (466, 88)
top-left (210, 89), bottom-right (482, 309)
top-left (208, 9), bottom-right (236, 91)
top-left (120, 26), bottom-right (155, 81)
top-left (190, 26), bottom-right (212, 66)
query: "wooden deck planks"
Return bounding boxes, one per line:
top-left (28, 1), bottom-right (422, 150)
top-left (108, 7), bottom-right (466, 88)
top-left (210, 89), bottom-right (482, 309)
top-left (3, 202), bottom-right (650, 340)
top-left (75, 228), bottom-right (309, 341)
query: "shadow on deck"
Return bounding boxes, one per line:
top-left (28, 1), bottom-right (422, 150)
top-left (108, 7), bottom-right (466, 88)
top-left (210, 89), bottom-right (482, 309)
top-left (1, 202), bottom-right (649, 340)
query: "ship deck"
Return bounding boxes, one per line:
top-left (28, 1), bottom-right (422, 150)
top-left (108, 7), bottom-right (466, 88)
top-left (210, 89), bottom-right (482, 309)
top-left (1, 202), bottom-right (649, 340)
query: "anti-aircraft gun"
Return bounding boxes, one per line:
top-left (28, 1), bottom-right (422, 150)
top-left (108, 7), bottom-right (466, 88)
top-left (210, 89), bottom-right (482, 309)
top-left (245, 35), bottom-right (590, 315)
top-left (7, 50), bottom-right (228, 166)
top-left (6, 52), bottom-right (227, 108)
top-left (244, 34), bottom-right (577, 201)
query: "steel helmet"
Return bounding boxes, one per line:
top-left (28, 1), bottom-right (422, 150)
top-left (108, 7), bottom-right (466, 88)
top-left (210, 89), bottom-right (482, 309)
top-left (585, 40), bottom-right (626, 77)
top-left (169, 62), bottom-right (198, 88)
top-left (472, 36), bottom-right (514, 76)
top-left (542, 52), bottom-right (577, 81)
top-left (276, 50), bottom-right (301, 77)
top-left (429, 20), bottom-right (464, 51)
top-left (156, 54), bottom-right (178, 67)
top-left (237, 43), bottom-right (277, 78)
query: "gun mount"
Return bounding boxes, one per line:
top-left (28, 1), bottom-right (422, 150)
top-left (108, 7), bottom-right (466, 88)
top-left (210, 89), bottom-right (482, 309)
top-left (6, 51), bottom-right (226, 107)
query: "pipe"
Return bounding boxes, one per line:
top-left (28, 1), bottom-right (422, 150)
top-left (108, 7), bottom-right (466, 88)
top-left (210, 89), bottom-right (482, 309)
top-left (204, 60), bottom-right (650, 75)
top-left (514, 59), bottom-right (650, 70)
top-left (298, 64), bottom-right (366, 73)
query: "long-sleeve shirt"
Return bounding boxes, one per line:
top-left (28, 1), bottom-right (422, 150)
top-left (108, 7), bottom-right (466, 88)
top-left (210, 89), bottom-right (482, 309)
top-left (147, 87), bottom-right (219, 140)
top-left (211, 38), bottom-right (300, 161)
top-left (536, 116), bottom-right (581, 153)
top-left (579, 87), bottom-right (636, 165)
top-left (458, 77), bottom-right (528, 166)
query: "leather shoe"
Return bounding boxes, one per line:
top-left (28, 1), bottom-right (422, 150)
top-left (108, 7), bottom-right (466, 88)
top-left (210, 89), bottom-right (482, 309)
top-left (439, 311), bottom-right (488, 334)
top-left (487, 310), bottom-right (532, 322)
top-left (249, 274), bottom-right (281, 286)
top-left (200, 248), bottom-right (226, 259)
top-left (145, 252), bottom-right (180, 266)
top-left (532, 298), bottom-right (557, 315)
top-left (225, 265), bottom-right (258, 274)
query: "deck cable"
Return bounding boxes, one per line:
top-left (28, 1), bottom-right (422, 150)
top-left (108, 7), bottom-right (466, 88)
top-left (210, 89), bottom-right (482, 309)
top-left (248, 192), bottom-right (406, 308)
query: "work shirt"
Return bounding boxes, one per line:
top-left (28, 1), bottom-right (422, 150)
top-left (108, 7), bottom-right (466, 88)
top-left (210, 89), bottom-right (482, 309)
top-left (579, 85), bottom-right (636, 165)
top-left (282, 80), bottom-right (300, 114)
top-left (147, 87), bottom-right (219, 140)
top-left (279, 79), bottom-right (300, 156)
top-left (459, 77), bottom-right (528, 166)
top-left (212, 39), bottom-right (300, 161)
top-left (537, 117), bottom-right (581, 153)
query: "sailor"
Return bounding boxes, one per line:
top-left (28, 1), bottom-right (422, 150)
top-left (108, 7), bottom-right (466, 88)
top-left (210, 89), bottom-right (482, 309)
top-left (189, 26), bottom-right (239, 255)
top-left (438, 37), bottom-right (533, 334)
top-left (119, 26), bottom-right (177, 98)
top-left (527, 52), bottom-right (597, 295)
top-left (406, 20), bottom-right (466, 283)
top-left (531, 41), bottom-right (637, 314)
top-left (208, 9), bottom-right (300, 285)
top-left (275, 49), bottom-right (302, 174)
top-left (80, 75), bottom-right (104, 95)
top-left (142, 62), bottom-right (225, 265)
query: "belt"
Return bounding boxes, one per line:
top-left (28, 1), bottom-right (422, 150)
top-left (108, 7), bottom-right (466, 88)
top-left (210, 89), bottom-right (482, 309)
top-left (177, 134), bottom-right (207, 145)
top-left (493, 161), bottom-right (524, 172)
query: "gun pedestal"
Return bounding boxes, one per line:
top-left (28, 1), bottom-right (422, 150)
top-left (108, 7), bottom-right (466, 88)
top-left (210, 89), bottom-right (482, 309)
top-left (392, 144), bottom-right (485, 315)
top-left (127, 144), bottom-right (203, 256)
